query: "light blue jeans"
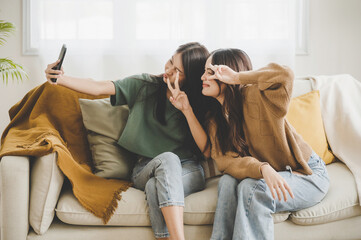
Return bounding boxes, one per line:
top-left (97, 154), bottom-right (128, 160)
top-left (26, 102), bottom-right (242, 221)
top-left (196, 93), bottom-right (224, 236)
top-left (211, 151), bottom-right (330, 240)
top-left (131, 152), bottom-right (205, 238)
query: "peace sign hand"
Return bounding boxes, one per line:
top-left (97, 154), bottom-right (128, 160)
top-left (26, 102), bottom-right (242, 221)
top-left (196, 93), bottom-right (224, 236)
top-left (208, 64), bottom-right (239, 85)
top-left (166, 71), bottom-right (191, 113)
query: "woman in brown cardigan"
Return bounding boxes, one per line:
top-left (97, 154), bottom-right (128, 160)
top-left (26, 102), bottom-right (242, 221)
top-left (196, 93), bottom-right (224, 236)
top-left (167, 48), bottom-right (330, 240)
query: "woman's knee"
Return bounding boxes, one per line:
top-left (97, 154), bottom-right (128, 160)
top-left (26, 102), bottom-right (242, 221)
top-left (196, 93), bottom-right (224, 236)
top-left (156, 152), bottom-right (179, 160)
top-left (218, 174), bottom-right (238, 192)
top-left (145, 177), bottom-right (157, 196)
top-left (155, 152), bottom-right (182, 172)
top-left (219, 174), bottom-right (238, 186)
top-left (237, 178), bottom-right (267, 199)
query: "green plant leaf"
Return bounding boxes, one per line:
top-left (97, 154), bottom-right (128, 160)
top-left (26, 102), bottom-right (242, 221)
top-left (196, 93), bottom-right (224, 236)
top-left (5, 71), bottom-right (9, 84)
top-left (0, 20), bottom-right (15, 46)
top-left (0, 20), bottom-right (28, 84)
top-left (0, 58), bottom-right (29, 84)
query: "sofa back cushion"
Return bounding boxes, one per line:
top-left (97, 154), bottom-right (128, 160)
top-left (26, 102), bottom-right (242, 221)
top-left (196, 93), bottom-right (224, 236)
top-left (291, 77), bottom-right (313, 97)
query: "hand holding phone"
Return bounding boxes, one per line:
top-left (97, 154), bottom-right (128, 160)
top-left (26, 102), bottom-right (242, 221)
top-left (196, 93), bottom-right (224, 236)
top-left (51, 44), bottom-right (67, 82)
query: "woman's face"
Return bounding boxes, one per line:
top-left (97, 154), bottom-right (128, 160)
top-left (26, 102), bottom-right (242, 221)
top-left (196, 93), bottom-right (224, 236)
top-left (164, 52), bottom-right (185, 87)
top-left (201, 56), bottom-right (226, 100)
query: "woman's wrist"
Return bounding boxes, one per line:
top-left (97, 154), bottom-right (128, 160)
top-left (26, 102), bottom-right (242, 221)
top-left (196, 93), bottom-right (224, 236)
top-left (260, 162), bottom-right (271, 176)
top-left (56, 76), bottom-right (65, 85)
top-left (182, 107), bottom-right (194, 118)
top-left (233, 72), bottom-right (242, 84)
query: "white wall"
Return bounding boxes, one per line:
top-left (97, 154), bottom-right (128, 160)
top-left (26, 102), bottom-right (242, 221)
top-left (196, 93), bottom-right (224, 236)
top-left (1, 0), bottom-right (361, 140)
top-left (295, 0), bottom-right (361, 78)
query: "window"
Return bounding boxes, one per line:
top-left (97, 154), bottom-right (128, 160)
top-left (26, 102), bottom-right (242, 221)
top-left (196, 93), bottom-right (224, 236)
top-left (24, 0), bottom-right (307, 55)
top-left (23, 0), bottom-right (307, 78)
top-left (40, 1), bottom-right (113, 40)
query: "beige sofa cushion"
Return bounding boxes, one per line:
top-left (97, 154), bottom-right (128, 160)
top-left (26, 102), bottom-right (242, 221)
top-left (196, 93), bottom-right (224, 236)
top-left (290, 162), bottom-right (361, 225)
top-left (56, 162), bottom-right (361, 227)
top-left (30, 153), bottom-right (64, 234)
top-left (56, 177), bottom-right (289, 226)
top-left (79, 98), bottom-right (136, 180)
top-left (56, 187), bottom-right (150, 226)
top-left (184, 177), bottom-right (290, 224)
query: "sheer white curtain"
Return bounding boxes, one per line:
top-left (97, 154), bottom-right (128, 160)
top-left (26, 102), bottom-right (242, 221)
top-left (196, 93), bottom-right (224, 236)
top-left (30, 0), bottom-right (295, 81)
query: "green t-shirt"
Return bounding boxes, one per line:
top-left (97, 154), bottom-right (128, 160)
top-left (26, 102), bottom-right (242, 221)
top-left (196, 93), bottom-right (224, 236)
top-left (110, 73), bottom-right (193, 159)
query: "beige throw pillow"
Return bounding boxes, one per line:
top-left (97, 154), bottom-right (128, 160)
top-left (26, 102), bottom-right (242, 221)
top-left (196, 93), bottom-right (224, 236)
top-left (78, 98), bottom-right (136, 180)
top-left (30, 152), bottom-right (64, 234)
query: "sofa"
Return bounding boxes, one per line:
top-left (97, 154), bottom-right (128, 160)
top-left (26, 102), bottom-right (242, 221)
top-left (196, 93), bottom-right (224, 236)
top-left (1, 77), bottom-right (361, 240)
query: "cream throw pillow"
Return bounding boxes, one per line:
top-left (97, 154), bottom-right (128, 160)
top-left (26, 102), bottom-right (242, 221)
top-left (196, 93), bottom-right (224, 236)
top-left (78, 98), bottom-right (136, 180)
top-left (30, 152), bottom-right (64, 234)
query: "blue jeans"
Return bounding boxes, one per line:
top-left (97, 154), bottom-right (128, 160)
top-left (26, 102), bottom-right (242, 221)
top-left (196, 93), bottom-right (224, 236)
top-left (211, 152), bottom-right (330, 240)
top-left (131, 152), bottom-right (205, 238)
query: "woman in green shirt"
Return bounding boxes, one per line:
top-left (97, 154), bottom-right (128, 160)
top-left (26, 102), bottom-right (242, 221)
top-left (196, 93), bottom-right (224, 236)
top-left (45, 42), bottom-right (210, 240)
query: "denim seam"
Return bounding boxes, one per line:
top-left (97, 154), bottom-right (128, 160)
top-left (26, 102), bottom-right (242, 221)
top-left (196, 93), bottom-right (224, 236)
top-left (159, 201), bottom-right (184, 208)
top-left (183, 211), bottom-right (214, 214)
top-left (154, 232), bottom-right (170, 238)
top-left (182, 168), bottom-right (203, 176)
top-left (156, 157), bottom-right (172, 204)
top-left (245, 181), bottom-right (263, 217)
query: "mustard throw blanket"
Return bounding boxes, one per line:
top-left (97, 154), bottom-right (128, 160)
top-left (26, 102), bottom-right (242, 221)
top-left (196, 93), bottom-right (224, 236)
top-left (0, 82), bottom-right (132, 224)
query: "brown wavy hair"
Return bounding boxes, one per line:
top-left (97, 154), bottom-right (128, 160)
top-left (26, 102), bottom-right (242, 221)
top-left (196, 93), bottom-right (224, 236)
top-left (206, 48), bottom-right (252, 157)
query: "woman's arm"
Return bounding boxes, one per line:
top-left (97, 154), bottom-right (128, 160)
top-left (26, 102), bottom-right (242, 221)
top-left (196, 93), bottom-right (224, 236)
top-left (205, 121), bottom-right (265, 179)
top-left (209, 62), bottom-right (294, 88)
top-left (208, 124), bottom-right (294, 201)
top-left (45, 60), bottom-right (115, 96)
top-left (209, 63), bottom-right (294, 117)
top-left (182, 108), bottom-right (211, 158)
top-left (210, 140), bottom-right (266, 179)
top-left (57, 76), bottom-right (115, 96)
top-left (166, 72), bottom-right (211, 158)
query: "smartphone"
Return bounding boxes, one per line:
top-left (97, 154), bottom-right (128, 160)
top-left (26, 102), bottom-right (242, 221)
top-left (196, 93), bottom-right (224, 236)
top-left (51, 44), bottom-right (67, 82)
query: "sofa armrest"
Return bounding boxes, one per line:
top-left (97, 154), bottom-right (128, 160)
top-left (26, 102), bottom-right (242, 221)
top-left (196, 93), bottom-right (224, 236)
top-left (1, 155), bottom-right (30, 240)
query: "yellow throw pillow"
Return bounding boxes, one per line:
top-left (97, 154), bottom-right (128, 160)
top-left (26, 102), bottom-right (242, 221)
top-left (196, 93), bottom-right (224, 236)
top-left (286, 90), bottom-right (335, 164)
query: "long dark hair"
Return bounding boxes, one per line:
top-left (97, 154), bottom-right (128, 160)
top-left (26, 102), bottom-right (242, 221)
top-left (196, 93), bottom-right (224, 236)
top-left (207, 48), bottom-right (252, 157)
top-left (154, 42), bottom-right (210, 126)
top-left (149, 42), bottom-right (210, 159)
